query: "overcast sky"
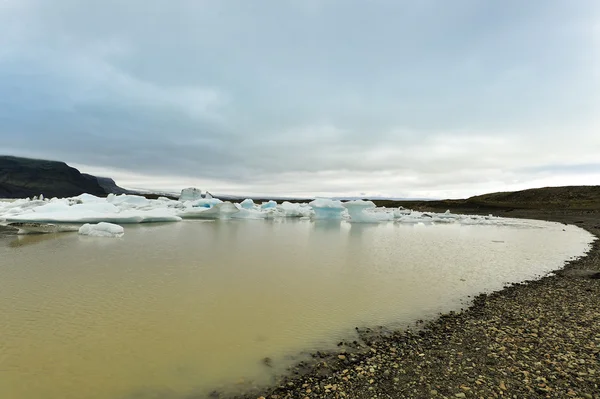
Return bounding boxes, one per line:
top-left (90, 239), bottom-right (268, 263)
top-left (1, 0), bottom-right (599, 198)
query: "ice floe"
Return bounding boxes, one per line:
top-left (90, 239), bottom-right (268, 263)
top-left (78, 222), bottom-right (125, 238)
top-left (344, 200), bottom-right (394, 223)
top-left (309, 198), bottom-right (346, 220)
top-left (0, 189), bottom-right (532, 231)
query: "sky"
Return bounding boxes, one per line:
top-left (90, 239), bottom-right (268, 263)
top-left (0, 0), bottom-right (599, 198)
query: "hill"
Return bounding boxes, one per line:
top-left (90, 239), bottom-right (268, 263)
top-left (0, 156), bottom-right (129, 198)
top-left (373, 185), bottom-right (600, 212)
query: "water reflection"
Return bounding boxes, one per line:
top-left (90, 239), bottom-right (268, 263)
top-left (311, 220), bottom-right (343, 232)
top-left (8, 232), bottom-right (64, 247)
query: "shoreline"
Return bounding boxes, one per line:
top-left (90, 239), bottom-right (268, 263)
top-left (226, 208), bottom-right (600, 399)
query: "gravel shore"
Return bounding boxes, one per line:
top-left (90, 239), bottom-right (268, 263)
top-left (229, 209), bottom-right (600, 399)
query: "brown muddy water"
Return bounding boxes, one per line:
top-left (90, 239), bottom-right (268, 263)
top-left (0, 218), bottom-right (593, 399)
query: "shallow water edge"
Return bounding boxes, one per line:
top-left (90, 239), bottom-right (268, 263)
top-left (224, 208), bottom-right (600, 399)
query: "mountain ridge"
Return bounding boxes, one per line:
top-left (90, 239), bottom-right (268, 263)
top-left (0, 155), bottom-right (130, 198)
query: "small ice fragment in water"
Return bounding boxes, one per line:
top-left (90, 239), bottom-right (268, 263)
top-left (78, 222), bottom-right (124, 238)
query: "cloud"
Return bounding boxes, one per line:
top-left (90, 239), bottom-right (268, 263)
top-left (1, 0), bottom-right (599, 197)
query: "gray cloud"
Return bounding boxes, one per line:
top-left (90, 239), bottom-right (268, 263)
top-left (1, 0), bottom-right (599, 197)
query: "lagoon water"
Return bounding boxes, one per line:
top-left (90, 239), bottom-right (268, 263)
top-left (0, 218), bottom-right (593, 399)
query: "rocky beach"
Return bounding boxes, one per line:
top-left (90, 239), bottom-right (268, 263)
top-left (229, 208), bottom-right (599, 399)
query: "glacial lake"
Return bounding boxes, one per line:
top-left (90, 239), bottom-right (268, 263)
top-left (0, 218), bottom-right (593, 399)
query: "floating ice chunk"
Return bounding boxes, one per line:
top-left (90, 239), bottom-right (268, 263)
top-left (393, 207), bottom-right (412, 218)
top-left (7, 210), bottom-right (142, 224)
top-left (8, 222), bottom-right (79, 235)
top-left (106, 194), bottom-right (151, 207)
top-left (309, 198), bottom-right (346, 220)
top-left (435, 210), bottom-right (457, 219)
top-left (278, 201), bottom-right (313, 218)
top-left (133, 209), bottom-right (182, 223)
top-left (73, 193), bottom-right (105, 203)
top-left (232, 205), bottom-right (266, 219)
top-left (395, 211), bottom-right (432, 224)
top-left (78, 222), bottom-right (124, 238)
top-left (178, 202), bottom-right (239, 219)
top-left (240, 198), bottom-right (256, 209)
top-left (261, 200), bottom-right (277, 209)
top-left (343, 200), bottom-right (380, 223)
top-left (179, 187), bottom-right (204, 201)
top-left (187, 198), bottom-right (223, 208)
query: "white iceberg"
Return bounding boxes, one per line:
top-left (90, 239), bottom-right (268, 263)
top-left (309, 198), bottom-right (346, 220)
top-left (278, 201), bottom-right (313, 218)
top-left (231, 207), bottom-right (267, 219)
top-left (240, 198), bottom-right (256, 209)
top-left (343, 200), bottom-right (384, 223)
top-left (260, 200), bottom-right (278, 209)
top-left (3, 197), bottom-right (181, 224)
top-left (177, 202), bottom-right (239, 219)
top-left (0, 191), bottom-right (526, 228)
top-left (7, 222), bottom-right (79, 234)
top-left (186, 198), bottom-right (223, 208)
top-left (179, 187), bottom-right (204, 201)
top-left (106, 194), bottom-right (151, 208)
top-left (78, 222), bottom-right (124, 238)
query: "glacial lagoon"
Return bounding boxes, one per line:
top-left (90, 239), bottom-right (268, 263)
top-left (0, 218), bottom-right (593, 399)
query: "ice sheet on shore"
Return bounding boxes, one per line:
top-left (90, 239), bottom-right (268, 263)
top-left (0, 192), bottom-right (530, 227)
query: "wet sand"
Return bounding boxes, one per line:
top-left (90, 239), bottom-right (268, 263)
top-left (229, 208), bottom-right (600, 399)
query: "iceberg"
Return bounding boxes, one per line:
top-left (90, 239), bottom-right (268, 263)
top-left (8, 222), bottom-right (79, 235)
top-left (0, 191), bottom-right (525, 228)
top-left (187, 198), bottom-right (223, 208)
top-left (260, 200), bottom-right (277, 209)
top-left (3, 197), bottom-right (181, 224)
top-left (309, 198), bottom-right (346, 220)
top-left (106, 194), bottom-right (151, 208)
top-left (79, 222), bottom-right (124, 238)
top-left (344, 200), bottom-right (392, 223)
top-left (179, 187), bottom-right (204, 202)
top-left (177, 202), bottom-right (239, 219)
top-left (344, 200), bottom-right (375, 222)
top-left (240, 198), bottom-right (256, 209)
top-left (278, 201), bottom-right (313, 218)
top-left (231, 206), bottom-right (267, 219)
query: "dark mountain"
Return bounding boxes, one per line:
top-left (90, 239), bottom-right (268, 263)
top-left (84, 175), bottom-right (131, 195)
top-left (0, 156), bottom-right (130, 198)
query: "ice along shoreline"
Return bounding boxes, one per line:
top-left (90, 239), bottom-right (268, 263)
top-left (223, 208), bottom-right (600, 399)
